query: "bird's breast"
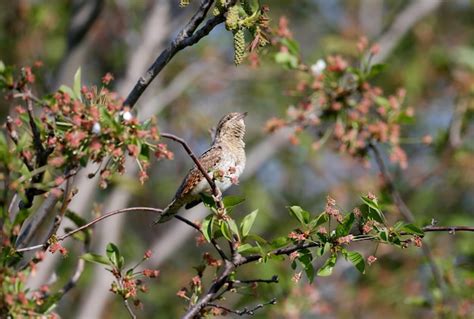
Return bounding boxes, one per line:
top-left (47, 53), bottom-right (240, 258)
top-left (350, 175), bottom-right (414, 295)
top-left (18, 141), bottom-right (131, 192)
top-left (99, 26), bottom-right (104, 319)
top-left (190, 149), bottom-right (245, 196)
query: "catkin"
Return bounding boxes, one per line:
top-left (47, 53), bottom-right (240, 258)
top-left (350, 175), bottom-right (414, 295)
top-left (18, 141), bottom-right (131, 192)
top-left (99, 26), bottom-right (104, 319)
top-left (225, 5), bottom-right (240, 31)
top-left (179, 0), bottom-right (190, 7)
top-left (233, 29), bottom-right (245, 65)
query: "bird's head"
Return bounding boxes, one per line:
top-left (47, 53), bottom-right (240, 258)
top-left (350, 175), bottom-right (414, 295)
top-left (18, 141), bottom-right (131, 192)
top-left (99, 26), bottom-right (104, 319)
top-left (214, 112), bottom-right (247, 144)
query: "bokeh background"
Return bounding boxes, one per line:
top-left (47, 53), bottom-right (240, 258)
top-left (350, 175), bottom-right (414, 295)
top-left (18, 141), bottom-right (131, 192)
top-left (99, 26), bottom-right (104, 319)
top-left (1, 0), bottom-right (473, 318)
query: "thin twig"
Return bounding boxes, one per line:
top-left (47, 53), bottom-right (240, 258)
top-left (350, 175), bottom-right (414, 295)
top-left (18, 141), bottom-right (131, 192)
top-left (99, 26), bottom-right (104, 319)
top-left (15, 207), bottom-right (163, 253)
top-left (207, 298), bottom-right (277, 316)
top-left (233, 275), bottom-right (279, 284)
top-left (423, 226), bottom-right (474, 233)
top-left (124, 298), bottom-right (136, 319)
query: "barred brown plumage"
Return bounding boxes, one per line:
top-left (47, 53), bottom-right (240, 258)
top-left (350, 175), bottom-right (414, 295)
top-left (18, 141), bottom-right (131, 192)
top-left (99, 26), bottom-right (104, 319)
top-left (155, 112), bottom-right (247, 224)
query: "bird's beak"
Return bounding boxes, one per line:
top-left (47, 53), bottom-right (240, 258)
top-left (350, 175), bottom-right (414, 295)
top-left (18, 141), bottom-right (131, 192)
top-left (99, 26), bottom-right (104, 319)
top-left (236, 112), bottom-right (248, 120)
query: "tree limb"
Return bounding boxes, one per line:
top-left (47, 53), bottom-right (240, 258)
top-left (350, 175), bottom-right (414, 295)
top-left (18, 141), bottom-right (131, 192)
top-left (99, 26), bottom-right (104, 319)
top-left (124, 0), bottom-right (238, 108)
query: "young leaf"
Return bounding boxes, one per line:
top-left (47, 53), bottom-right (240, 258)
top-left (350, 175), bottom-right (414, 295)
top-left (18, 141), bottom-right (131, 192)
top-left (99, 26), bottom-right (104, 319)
top-left (401, 224), bottom-right (424, 236)
top-left (241, 209), bottom-right (258, 237)
top-left (106, 243), bottom-right (121, 269)
top-left (223, 195), bottom-right (246, 208)
top-left (73, 67), bottom-right (82, 102)
top-left (317, 253), bottom-right (337, 277)
top-left (346, 251), bottom-right (365, 274)
top-left (288, 206), bottom-right (310, 225)
top-left (81, 253), bottom-right (111, 266)
top-left (58, 85), bottom-right (76, 100)
top-left (361, 196), bottom-right (385, 223)
top-left (227, 219), bottom-right (241, 241)
top-left (309, 212), bottom-right (329, 229)
top-left (336, 213), bottom-right (355, 237)
top-left (201, 215), bottom-right (214, 242)
top-left (367, 63), bottom-right (386, 79)
top-left (221, 221), bottom-right (233, 241)
top-left (200, 193), bottom-right (216, 209)
top-left (298, 251), bottom-right (315, 283)
top-left (237, 243), bottom-right (253, 253)
top-left (281, 38), bottom-right (300, 56)
top-left (269, 236), bottom-right (289, 249)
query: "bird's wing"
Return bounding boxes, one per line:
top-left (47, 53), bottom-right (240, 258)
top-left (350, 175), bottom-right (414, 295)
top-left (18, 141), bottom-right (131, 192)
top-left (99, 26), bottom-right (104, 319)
top-left (174, 145), bottom-right (222, 199)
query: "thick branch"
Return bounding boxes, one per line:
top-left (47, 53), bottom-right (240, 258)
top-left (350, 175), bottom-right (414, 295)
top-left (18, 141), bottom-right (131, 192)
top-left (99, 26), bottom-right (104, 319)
top-left (124, 0), bottom-right (237, 108)
top-left (123, 0), bottom-right (214, 107)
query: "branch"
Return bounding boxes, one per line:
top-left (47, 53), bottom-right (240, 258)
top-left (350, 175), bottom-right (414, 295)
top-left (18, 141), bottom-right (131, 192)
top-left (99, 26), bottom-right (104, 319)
top-left (123, 299), bottom-right (136, 319)
top-left (423, 226), bottom-right (474, 233)
top-left (182, 220), bottom-right (474, 317)
top-left (233, 275), bottom-right (279, 285)
top-left (15, 207), bottom-right (163, 253)
top-left (123, 0), bottom-right (238, 108)
top-left (207, 298), bottom-right (277, 316)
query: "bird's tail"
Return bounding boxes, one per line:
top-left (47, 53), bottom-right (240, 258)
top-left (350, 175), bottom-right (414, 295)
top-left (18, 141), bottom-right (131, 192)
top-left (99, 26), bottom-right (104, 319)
top-left (154, 198), bottom-right (182, 224)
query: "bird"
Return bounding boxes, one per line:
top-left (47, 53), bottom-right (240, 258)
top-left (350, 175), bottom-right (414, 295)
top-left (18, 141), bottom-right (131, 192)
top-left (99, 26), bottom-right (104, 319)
top-left (155, 112), bottom-right (247, 224)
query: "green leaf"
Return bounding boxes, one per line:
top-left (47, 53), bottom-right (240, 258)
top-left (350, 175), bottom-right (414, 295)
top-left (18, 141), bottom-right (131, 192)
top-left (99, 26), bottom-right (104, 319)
top-left (318, 242), bottom-right (332, 257)
top-left (379, 229), bottom-right (389, 241)
top-left (392, 221), bottom-right (405, 231)
top-left (106, 243), bottom-right (121, 269)
top-left (269, 236), bottom-right (289, 249)
top-left (246, 234), bottom-right (268, 245)
top-left (367, 63), bottom-right (386, 79)
top-left (401, 223), bottom-right (424, 236)
top-left (336, 213), bottom-right (355, 237)
top-left (240, 209), bottom-right (258, 237)
top-left (228, 219), bottom-right (241, 241)
top-left (65, 210), bottom-right (87, 227)
top-left (201, 215), bottom-right (214, 242)
top-left (275, 51), bottom-right (299, 69)
top-left (298, 251), bottom-right (315, 283)
top-left (0, 61), bottom-right (5, 73)
top-left (281, 38), bottom-right (300, 56)
top-left (237, 243), bottom-right (253, 253)
top-left (58, 85), bottom-right (76, 101)
top-left (221, 221), bottom-right (233, 241)
top-left (361, 196), bottom-right (385, 223)
top-left (73, 67), bottom-right (82, 102)
top-left (288, 206), bottom-right (309, 225)
top-left (317, 253), bottom-right (337, 277)
top-left (309, 212), bottom-right (329, 229)
top-left (223, 195), bottom-right (245, 208)
top-left (346, 251), bottom-right (365, 274)
top-left (200, 193), bottom-right (216, 209)
top-left (81, 253), bottom-right (111, 266)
